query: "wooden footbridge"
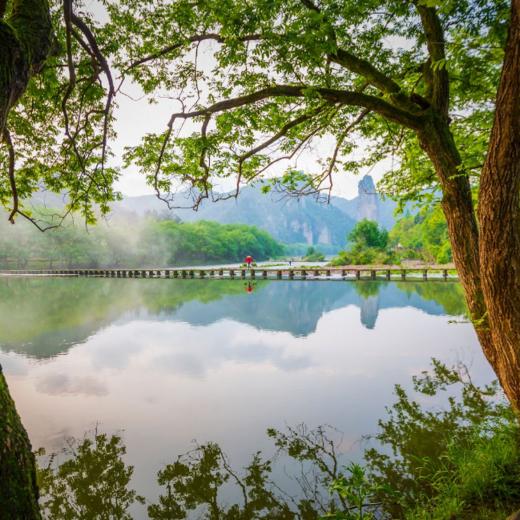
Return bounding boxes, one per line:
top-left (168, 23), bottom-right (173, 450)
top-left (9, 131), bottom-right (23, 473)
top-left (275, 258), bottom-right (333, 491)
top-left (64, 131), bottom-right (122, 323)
top-left (0, 266), bottom-right (457, 281)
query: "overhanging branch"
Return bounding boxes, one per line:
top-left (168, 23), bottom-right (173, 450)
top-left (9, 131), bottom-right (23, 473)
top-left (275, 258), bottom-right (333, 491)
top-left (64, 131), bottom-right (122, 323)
top-left (164, 85), bottom-right (423, 129)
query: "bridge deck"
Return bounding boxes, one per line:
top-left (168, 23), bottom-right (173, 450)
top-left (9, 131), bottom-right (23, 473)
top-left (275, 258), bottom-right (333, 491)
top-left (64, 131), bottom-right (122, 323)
top-left (0, 267), bottom-right (458, 281)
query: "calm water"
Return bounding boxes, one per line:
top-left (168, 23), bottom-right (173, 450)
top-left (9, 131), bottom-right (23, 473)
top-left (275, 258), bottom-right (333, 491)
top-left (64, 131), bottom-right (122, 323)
top-left (0, 277), bottom-right (494, 516)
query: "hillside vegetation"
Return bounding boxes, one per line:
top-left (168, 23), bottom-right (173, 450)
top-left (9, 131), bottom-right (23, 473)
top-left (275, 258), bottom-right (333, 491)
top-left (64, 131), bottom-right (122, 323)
top-left (0, 215), bottom-right (284, 268)
top-left (331, 206), bottom-right (453, 266)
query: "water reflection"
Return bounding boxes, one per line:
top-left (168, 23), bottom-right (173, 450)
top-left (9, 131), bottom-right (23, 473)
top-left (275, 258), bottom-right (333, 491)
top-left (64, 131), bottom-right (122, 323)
top-left (0, 278), bottom-right (467, 358)
top-left (0, 277), bottom-right (490, 517)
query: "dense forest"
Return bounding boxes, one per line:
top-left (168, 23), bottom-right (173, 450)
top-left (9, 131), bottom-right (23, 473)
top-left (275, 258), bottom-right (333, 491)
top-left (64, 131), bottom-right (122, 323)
top-left (0, 214), bottom-right (284, 268)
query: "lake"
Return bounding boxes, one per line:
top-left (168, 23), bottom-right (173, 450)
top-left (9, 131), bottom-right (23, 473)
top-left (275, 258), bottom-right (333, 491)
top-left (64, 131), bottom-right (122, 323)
top-left (0, 277), bottom-right (495, 517)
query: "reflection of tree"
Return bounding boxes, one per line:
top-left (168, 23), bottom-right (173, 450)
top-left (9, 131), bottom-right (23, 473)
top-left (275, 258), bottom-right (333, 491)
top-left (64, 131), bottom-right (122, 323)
top-left (353, 282), bottom-right (385, 299)
top-left (148, 443), bottom-right (294, 519)
top-left (395, 282), bottom-right (468, 317)
top-left (0, 278), bottom-right (471, 359)
top-left (38, 431), bottom-right (144, 519)
top-left (38, 425), bottom-right (378, 520)
top-left (0, 279), bottom-right (268, 357)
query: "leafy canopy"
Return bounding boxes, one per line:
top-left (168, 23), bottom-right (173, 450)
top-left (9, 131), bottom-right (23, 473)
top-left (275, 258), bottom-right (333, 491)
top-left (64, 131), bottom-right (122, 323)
top-left (108, 0), bottom-right (508, 207)
top-left (1, 0), bottom-right (509, 224)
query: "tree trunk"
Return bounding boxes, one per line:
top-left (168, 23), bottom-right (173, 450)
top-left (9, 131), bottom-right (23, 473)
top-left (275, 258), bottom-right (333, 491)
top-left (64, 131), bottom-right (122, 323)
top-left (478, 0), bottom-right (520, 412)
top-left (0, 365), bottom-right (41, 519)
top-left (417, 116), bottom-right (496, 357)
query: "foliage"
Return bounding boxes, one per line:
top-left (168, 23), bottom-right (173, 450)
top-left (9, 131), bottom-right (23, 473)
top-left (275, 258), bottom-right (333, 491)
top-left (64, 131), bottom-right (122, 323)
top-left (142, 219), bottom-right (284, 265)
top-left (1, 0), bottom-right (509, 223)
top-left (302, 246), bottom-right (325, 262)
top-left (389, 205), bottom-right (452, 264)
top-left (0, 211), bottom-right (284, 268)
top-left (106, 0), bottom-right (507, 205)
top-left (38, 431), bottom-right (144, 519)
top-left (330, 220), bottom-right (394, 265)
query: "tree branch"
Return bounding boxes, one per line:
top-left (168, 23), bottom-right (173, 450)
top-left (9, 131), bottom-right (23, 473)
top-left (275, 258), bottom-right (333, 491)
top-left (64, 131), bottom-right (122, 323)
top-left (415, 3), bottom-right (449, 116)
top-left (70, 11), bottom-right (115, 174)
top-left (165, 85), bottom-right (423, 129)
top-left (298, 0), bottom-right (422, 112)
top-left (2, 128), bottom-right (18, 224)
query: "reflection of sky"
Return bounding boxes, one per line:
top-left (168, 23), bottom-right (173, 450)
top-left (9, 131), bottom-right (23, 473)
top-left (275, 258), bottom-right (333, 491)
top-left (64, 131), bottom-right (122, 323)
top-left (2, 293), bottom-right (494, 515)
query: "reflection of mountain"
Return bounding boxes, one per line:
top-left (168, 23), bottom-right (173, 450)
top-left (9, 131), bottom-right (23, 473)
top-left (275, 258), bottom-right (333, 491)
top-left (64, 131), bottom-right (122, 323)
top-left (0, 278), bottom-right (466, 359)
top-left (172, 281), bottom-right (465, 335)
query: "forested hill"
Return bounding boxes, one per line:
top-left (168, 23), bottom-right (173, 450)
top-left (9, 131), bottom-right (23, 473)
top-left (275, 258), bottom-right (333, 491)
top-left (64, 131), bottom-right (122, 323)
top-left (115, 175), bottom-right (400, 251)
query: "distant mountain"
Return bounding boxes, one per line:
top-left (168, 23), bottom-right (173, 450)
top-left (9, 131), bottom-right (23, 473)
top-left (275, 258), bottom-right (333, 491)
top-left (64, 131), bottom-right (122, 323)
top-left (116, 176), bottom-right (400, 250)
top-left (329, 175), bottom-right (398, 230)
top-left (116, 186), bottom-right (358, 250)
top-left (28, 175), bottom-right (403, 251)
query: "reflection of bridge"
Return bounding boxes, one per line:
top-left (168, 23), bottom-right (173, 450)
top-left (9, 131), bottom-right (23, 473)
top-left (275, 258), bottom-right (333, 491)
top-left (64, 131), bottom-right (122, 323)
top-left (1, 266), bottom-right (458, 281)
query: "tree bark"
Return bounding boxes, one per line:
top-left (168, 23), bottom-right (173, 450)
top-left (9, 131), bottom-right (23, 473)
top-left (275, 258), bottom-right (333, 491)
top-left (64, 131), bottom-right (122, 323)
top-left (0, 365), bottom-right (41, 519)
top-left (417, 116), bottom-right (495, 357)
top-left (0, 0), bottom-right (52, 133)
top-left (478, 0), bottom-right (520, 412)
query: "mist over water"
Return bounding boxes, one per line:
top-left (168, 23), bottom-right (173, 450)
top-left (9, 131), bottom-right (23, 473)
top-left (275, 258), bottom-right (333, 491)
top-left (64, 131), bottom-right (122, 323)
top-left (0, 278), bottom-right (494, 516)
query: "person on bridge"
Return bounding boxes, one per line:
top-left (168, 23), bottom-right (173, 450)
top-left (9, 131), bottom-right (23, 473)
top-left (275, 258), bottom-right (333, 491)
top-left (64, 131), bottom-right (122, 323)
top-left (245, 255), bottom-right (253, 268)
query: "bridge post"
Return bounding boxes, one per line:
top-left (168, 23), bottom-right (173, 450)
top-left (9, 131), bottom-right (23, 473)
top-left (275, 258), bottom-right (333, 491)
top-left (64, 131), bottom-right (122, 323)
top-left (230, 269), bottom-right (235, 278)
top-left (241, 269), bottom-right (246, 278)
top-left (251, 269), bottom-right (255, 279)
top-left (218, 269), bottom-right (224, 277)
top-left (443, 269), bottom-right (448, 280)
top-left (289, 270), bottom-right (294, 279)
top-left (386, 269), bottom-right (391, 280)
top-left (200, 270), bottom-right (205, 278)
top-left (401, 269), bottom-right (406, 280)
top-left (301, 269), bottom-right (307, 278)
top-left (371, 270), bottom-right (376, 280)
top-left (262, 270), bottom-right (268, 279)
top-left (423, 269), bottom-right (428, 280)
top-left (355, 270), bottom-right (360, 280)
top-left (277, 270), bottom-right (282, 279)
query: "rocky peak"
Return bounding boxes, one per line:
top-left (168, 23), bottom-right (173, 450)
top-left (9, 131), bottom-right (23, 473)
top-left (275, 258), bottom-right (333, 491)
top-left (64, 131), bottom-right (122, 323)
top-left (358, 175), bottom-right (376, 196)
top-left (356, 175), bottom-right (379, 222)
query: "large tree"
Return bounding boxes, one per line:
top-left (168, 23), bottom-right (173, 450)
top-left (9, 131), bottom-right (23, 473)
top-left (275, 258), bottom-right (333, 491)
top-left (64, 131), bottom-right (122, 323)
top-left (0, 0), bottom-right (518, 511)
